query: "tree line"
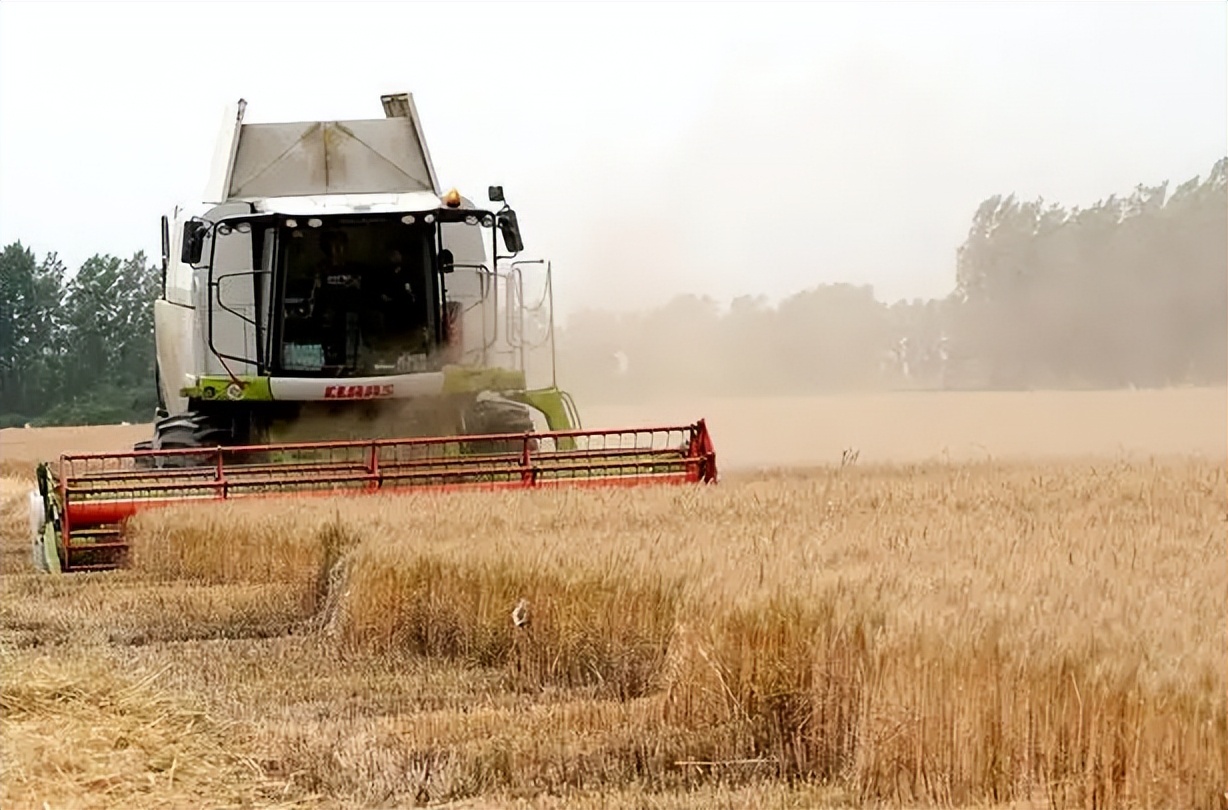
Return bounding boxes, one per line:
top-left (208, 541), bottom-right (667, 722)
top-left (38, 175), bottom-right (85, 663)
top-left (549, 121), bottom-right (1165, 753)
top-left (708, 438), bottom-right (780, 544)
top-left (1, 158), bottom-right (1223, 426)
top-left (0, 247), bottom-right (159, 427)
top-left (558, 158), bottom-right (1227, 401)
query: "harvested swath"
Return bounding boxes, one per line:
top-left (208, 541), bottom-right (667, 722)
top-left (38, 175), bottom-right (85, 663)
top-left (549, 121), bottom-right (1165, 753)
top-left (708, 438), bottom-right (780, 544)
top-left (0, 475), bottom-right (36, 573)
top-left (0, 459), bottom-right (35, 480)
top-left (0, 653), bottom-right (267, 809)
top-left (1, 573), bottom-right (311, 648)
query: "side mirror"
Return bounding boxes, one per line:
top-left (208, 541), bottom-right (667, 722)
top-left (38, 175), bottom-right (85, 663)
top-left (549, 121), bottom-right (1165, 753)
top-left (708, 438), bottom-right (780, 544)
top-left (438, 248), bottom-right (455, 274)
top-left (160, 216), bottom-right (170, 270)
top-left (181, 220), bottom-right (208, 265)
top-left (498, 210), bottom-right (524, 254)
top-left (160, 215), bottom-right (170, 296)
top-left (488, 186), bottom-right (504, 203)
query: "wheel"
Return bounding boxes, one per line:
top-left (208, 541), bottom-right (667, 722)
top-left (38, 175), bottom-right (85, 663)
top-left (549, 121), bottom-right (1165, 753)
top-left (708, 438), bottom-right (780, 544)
top-left (154, 362), bottom-right (167, 413)
top-left (461, 397), bottom-right (535, 455)
top-left (133, 438), bottom-right (156, 469)
top-left (146, 411), bottom-right (233, 468)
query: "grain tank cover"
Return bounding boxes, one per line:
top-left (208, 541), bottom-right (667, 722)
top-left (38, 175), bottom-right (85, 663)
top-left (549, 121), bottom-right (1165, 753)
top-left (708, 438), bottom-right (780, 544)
top-left (205, 93), bottom-right (441, 203)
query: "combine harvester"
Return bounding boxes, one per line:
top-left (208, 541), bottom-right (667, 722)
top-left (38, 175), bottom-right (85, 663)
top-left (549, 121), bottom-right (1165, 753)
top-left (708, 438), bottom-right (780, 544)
top-left (29, 93), bottom-right (717, 573)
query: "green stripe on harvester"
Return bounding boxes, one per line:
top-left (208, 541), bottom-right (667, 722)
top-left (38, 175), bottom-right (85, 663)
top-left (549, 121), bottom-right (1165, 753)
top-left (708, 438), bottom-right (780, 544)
top-left (181, 376), bottom-right (274, 402)
top-left (509, 388), bottom-right (574, 429)
top-left (42, 522), bottom-right (61, 574)
top-left (441, 365), bottom-right (527, 393)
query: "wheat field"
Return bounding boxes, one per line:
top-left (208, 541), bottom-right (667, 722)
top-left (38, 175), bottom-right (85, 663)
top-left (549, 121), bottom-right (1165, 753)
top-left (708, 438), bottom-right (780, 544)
top-left (1, 389), bottom-right (1224, 809)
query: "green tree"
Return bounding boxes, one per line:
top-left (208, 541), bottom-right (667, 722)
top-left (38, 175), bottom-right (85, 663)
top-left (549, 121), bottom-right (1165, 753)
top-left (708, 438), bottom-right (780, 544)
top-left (49, 251), bottom-right (159, 424)
top-left (949, 157), bottom-right (1226, 389)
top-left (0, 243), bottom-right (67, 422)
top-left (0, 243), bottom-right (159, 426)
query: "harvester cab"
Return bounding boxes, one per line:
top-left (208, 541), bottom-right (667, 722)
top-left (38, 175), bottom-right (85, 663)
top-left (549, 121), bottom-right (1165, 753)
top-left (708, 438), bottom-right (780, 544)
top-left (29, 93), bottom-right (717, 573)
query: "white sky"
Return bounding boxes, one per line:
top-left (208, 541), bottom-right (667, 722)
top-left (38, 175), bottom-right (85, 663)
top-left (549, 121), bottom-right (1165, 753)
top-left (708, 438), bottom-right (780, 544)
top-left (1, 1), bottom-right (1224, 316)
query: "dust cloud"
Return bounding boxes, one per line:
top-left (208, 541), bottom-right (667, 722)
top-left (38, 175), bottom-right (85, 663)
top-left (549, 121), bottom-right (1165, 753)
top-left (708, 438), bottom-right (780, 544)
top-left (551, 160), bottom-right (1227, 417)
top-left (540, 30), bottom-right (1225, 432)
top-left (580, 388), bottom-right (1227, 469)
top-left (538, 160), bottom-right (1227, 470)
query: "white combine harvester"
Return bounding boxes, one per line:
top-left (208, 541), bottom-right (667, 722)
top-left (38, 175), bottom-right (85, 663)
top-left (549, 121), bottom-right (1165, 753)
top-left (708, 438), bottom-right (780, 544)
top-left (30, 93), bottom-right (717, 572)
top-left (149, 92), bottom-right (568, 450)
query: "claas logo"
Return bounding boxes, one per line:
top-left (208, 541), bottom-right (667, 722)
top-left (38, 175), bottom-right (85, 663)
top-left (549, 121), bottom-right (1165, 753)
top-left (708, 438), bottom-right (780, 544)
top-left (323, 384), bottom-right (395, 399)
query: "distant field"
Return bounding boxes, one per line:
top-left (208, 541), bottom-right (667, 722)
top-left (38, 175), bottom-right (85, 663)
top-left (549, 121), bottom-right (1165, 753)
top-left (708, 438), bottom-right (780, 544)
top-left (0, 388), bottom-right (1223, 808)
top-left (581, 386), bottom-right (1227, 466)
top-left (1, 423), bottom-right (149, 465)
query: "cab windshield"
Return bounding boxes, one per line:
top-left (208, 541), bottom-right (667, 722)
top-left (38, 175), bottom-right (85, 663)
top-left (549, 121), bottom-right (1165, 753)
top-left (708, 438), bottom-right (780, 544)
top-left (275, 216), bottom-right (439, 376)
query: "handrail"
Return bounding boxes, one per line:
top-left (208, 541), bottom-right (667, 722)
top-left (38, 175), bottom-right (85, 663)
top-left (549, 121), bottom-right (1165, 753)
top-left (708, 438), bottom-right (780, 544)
top-left (52, 421), bottom-right (716, 542)
top-left (59, 422), bottom-right (708, 463)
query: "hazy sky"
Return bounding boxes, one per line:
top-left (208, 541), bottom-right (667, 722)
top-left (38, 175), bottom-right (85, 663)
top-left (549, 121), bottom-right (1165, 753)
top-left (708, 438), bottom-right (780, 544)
top-left (1, 1), bottom-right (1224, 317)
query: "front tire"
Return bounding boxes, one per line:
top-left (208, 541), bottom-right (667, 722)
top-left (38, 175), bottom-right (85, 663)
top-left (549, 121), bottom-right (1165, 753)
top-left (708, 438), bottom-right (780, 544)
top-left (138, 411), bottom-right (234, 468)
top-left (461, 396), bottom-right (535, 455)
